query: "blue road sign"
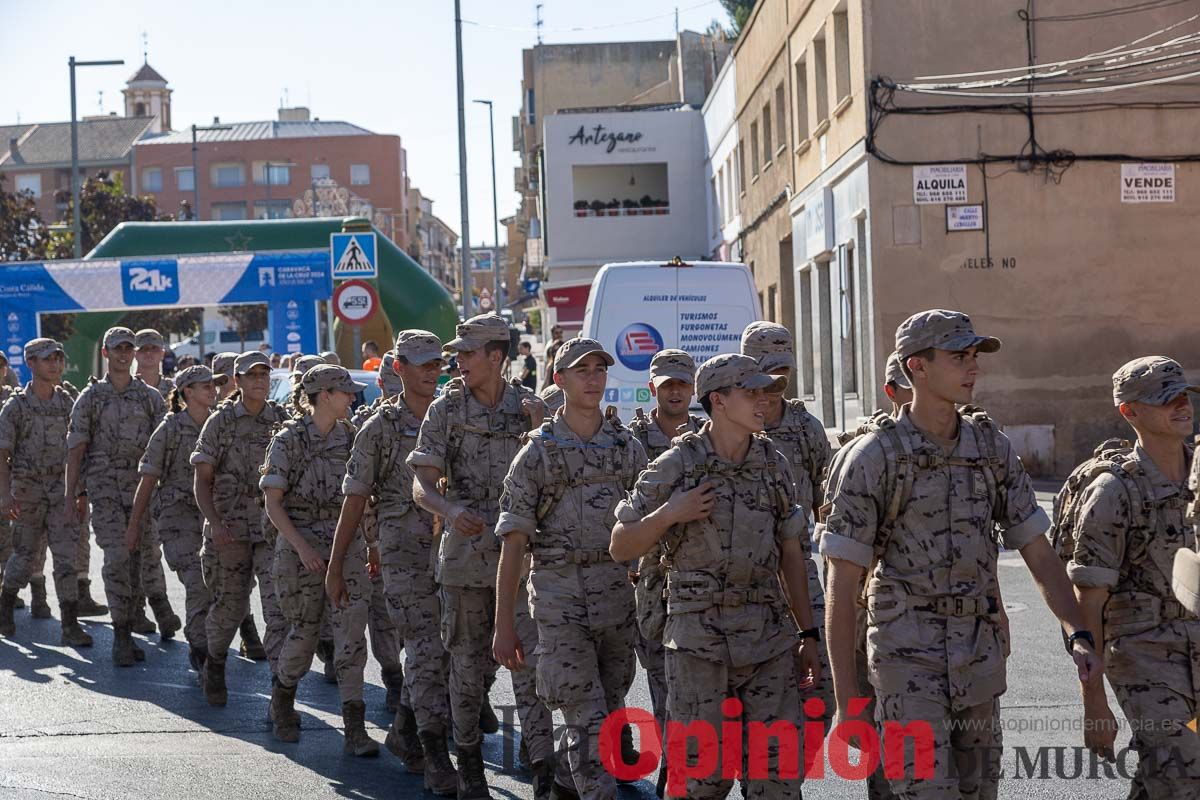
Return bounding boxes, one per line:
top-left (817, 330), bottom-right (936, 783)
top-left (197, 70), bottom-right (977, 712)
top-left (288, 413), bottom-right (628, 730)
top-left (330, 232), bottom-right (378, 280)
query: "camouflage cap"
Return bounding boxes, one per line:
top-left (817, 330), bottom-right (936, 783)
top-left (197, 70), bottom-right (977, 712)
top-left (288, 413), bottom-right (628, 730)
top-left (234, 351), bottom-right (272, 375)
top-left (696, 353), bottom-right (786, 398)
top-left (24, 338), bottom-right (64, 361)
top-left (1112, 356), bottom-right (1199, 406)
top-left (740, 322), bottom-right (797, 372)
top-left (291, 354), bottom-right (326, 378)
top-left (394, 329), bottom-right (445, 365)
top-left (1173, 547), bottom-right (1200, 617)
top-left (211, 352), bottom-right (238, 382)
top-left (175, 365), bottom-right (214, 390)
top-left (378, 351), bottom-right (404, 393)
top-left (884, 351), bottom-right (911, 389)
top-left (539, 383), bottom-right (565, 412)
top-left (103, 326), bottom-right (136, 348)
top-left (445, 313), bottom-right (511, 353)
top-left (553, 338), bottom-right (615, 372)
top-left (302, 364), bottom-right (367, 395)
top-left (320, 351), bottom-right (341, 365)
top-left (649, 349), bottom-right (696, 386)
top-left (895, 309), bottom-right (1000, 359)
top-left (134, 329), bottom-right (166, 349)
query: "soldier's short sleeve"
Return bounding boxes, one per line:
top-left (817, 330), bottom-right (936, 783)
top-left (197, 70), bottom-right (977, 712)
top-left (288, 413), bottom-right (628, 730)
top-left (1066, 472), bottom-right (1127, 589)
top-left (616, 448), bottom-right (685, 523)
top-left (995, 436), bottom-right (1051, 551)
top-left (496, 439), bottom-right (542, 540)
top-left (0, 398), bottom-right (19, 453)
top-left (190, 411), bottom-right (222, 466)
top-left (138, 419), bottom-right (171, 477)
top-left (407, 396), bottom-right (449, 473)
top-left (816, 437), bottom-right (884, 569)
top-left (775, 457), bottom-right (806, 543)
top-left (258, 429), bottom-right (292, 491)
top-left (343, 416), bottom-right (382, 497)
top-left (66, 387), bottom-right (94, 450)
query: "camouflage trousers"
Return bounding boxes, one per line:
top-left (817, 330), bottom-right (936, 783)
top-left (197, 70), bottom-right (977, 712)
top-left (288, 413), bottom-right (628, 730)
top-left (91, 494), bottom-right (164, 626)
top-left (273, 526), bottom-right (369, 704)
top-left (440, 583), bottom-right (554, 760)
top-left (635, 633), bottom-right (669, 731)
top-left (383, 564), bottom-right (448, 732)
top-left (157, 514), bottom-right (210, 652)
top-left (76, 514), bottom-right (90, 578)
top-left (367, 570), bottom-right (403, 674)
top-left (203, 535), bottom-right (285, 669)
top-left (665, 648), bottom-right (802, 799)
top-left (856, 607), bottom-right (897, 800)
top-left (1, 479), bottom-right (77, 603)
top-left (799, 558), bottom-right (833, 731)
top-left (536, 618), bottom-right (638, 800)
top-left (1111, 673), bottom-right (1200, 798)
top-left (874, 694), bottom-right (1000, 800)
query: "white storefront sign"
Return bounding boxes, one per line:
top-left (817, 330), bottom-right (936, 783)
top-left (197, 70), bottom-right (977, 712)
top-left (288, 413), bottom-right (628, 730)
top-left (913, 164), bottom-right (968, 204)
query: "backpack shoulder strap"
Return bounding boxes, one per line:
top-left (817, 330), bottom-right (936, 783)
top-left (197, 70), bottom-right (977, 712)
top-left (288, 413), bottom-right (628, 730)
top-left (872, 416), bottom-right (915, 558)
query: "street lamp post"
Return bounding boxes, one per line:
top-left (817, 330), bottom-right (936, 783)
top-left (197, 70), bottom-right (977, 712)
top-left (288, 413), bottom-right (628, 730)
top-left (190, 123), bottom-right (232, 221)
top-left (454, 0), bottom-right (473, 320)
top-left (69, 56), bottom-right (124, 258)
top-left (473, 99), bottom-right (503, 313)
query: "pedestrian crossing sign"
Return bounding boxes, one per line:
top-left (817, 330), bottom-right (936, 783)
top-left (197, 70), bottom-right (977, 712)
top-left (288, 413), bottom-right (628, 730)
top-left (330, 232), bottom-right (378, 279)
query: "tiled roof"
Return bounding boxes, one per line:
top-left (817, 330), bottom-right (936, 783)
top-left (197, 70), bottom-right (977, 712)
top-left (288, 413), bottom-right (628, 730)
top-left (0, 117), bottom-right (154, 167)
top-left (127, 62), bottom-right (167, 84)
top-left (137, 119), bottom-right (375, 145)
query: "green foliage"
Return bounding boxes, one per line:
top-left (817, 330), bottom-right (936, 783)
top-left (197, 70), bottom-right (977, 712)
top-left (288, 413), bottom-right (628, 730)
top-left (718, 0), bottom-right (756, 37)
top-left (51, 170), bottom-right (170, 257)
top-left (119, 307), bottom-right (204, 340)
top-left (0, 174), bottom-right (51, 262)
top-left (218, 304), bottom-right (268, 347)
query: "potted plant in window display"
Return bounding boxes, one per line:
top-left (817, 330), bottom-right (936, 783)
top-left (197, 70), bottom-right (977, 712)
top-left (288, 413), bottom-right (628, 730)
top-left (622, 198), bottom-right (640, 216)
top-left (654, 198), bottom-right (668, 215)
top-left (589, 199), bottom-right (605, 217)
top-left (574, 200), bottom-right (589, 217)
top-left (605, 198), bottom-right (620, 217)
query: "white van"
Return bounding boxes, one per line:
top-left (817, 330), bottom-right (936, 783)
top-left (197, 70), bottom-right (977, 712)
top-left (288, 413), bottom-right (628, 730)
top-left (580, 260), bottom-right (762, 421)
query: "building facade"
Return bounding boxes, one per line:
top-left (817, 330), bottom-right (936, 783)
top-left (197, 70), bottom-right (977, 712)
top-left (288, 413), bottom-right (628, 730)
top-left (702, 54), bottom-right (741, 262)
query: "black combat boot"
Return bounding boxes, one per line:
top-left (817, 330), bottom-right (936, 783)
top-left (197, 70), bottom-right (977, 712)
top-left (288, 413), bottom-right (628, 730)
top-left (382, 663), bottom-right (405, 713)
top-left (148, 595), bottom-right (181, 640)
top-left (342, 700), bottom-right (380, 757)
top-left (270, 680), bottom-right (301, 743)
top-left (238, 614), bottom-right (267, 660)
top-left (111, 624), bottom-right (137, 667)
top-left (420, 727), bottom-right (458, 796)
top-left (202, 655), bottom-right (227, 706)
top-left (130, 595), bottom-right (156, 635)
top-left (29, 577), bottom-right (52, 619)
top-left (76, 578), bottom-right (107, 616)
top-left (455, 744), bottom-right (492, 799)
top-left (59, 602), bottom-right (92, 647)
top-left (0, 588), bottom-right (18, 637)
top-left (385, 705), bottom-right (424, 773)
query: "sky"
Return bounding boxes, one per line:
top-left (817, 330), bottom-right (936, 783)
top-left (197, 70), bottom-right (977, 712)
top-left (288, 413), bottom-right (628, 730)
top-left (0, 0), bottom-right (731, 247)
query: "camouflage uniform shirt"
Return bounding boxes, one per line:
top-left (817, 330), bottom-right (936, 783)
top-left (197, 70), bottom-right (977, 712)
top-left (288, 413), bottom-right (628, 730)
top-left (67, 376), bottom-right (166, 497)
top-left (0, 386), bottom-right (73, 482)
top-left (139, 410), bottom-right (204, 515)
top-left (259, 415), bottom-right (355, 536)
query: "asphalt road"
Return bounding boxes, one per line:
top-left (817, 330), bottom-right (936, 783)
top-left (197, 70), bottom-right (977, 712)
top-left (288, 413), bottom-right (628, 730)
top-left (0, 488), bottom-right (1141, 799)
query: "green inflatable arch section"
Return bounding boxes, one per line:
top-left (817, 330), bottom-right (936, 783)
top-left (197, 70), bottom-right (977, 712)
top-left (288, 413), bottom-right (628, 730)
top-left (66, 216), bottom-right (457, 384)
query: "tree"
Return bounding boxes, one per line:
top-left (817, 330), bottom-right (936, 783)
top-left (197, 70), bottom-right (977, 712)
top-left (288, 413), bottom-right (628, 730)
top-left (50, 170), bottom-right (170, 258)
top-left (716, 0), bottom-right (756, 38)
top-left (0, 174), bottom-right (51, 261)
top-left (218, 304), bottom-right (268, 347)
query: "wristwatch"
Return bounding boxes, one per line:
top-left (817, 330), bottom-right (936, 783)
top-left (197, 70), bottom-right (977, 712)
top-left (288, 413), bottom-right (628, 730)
top-left (799, 627), bottom-right (821, 642)
top-left (1066, 629), bottom-right (1096, 652)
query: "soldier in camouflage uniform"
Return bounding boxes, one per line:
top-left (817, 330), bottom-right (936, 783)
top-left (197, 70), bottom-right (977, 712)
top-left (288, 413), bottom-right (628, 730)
top-left (261, 365), bottom-right (378, 756)
top-left (211, 353), bottom-right (239, 404)
top-left (409, 313), bottom-right (554, 800)
top-left (626, 348), bottom-right (703, 796)
top-left (191, 351), bottom-right (289, 704)
top-left (135, 329), bottom-right (176, 400)
top-left (59, 377), bottom-right (106, 618)
top-left (332, 331), bottom-right (456, 795)
top-left (821, 310), bottom-right (1099, 799)
top-left (0, 352), bottom-right (17, 610)
top-left (496, 338), bottom-right (648, 799)
top-left (1069, 356), bottom-right (1200, 798)
top-left (612, 354), bottom-right (820, 799)
top-left (539, 384), bottom-right (565, 415)
top-left (739, 322), bottom-right (832, 725)
top-left (0, 339), bottom-right (91, 647)
top-left (126, 366), bottom-right (217, 668)
top-left (65, 327), bottom-right (167, 666)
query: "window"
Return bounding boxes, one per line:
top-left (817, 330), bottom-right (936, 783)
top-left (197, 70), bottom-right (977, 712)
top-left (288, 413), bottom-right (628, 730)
top-left (350, 164), bottom-right (370, 185)
top-left (737, 141), bottom-right (746, 195)
top-left (311, 164), bottom-right (330, 182)
top-left (795, 57), bottom-right (810, 138)
top-left (211, 202), bottom-right (247, 221)
top-left (15, 173), bottom-right (41, 198)
top-left (254, 200), bottom-right (292, 219)
top-left (799, 268), bottom-right (815, 397)
top-left (526, 88), bottom-right (535, 125)
top-left (775, 84), bottom-right (787, 152)
top-left (175, 167), bottom-right (194, 191)
top-left (254, 162), bottom-right (291, 186)
top-left (762, 104), bottom-right (772, 165)
top-left (814, 36), bottom-right (830, 123)
top-left (768, 284), bottom-right (777, 322)
top-left (750, 122), bottom-right (759, 177)
top-left (710, 177), bottom-right (719, 231)
top-left (142, 167), bottom-right (162, 193)
top-left (841, 244), bottom-right (858, 393)
top-left (817, 260), bottom-right (835, 421)
top-left (211, 163), bottom-right (245, 188)
top-left (717, 167), bottom-right (725, 223)
top-left (834, 9), bottom-right (852, 102)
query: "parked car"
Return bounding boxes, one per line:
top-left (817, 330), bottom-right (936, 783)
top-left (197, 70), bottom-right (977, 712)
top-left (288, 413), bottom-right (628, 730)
top-left (268, 368), bottom-right (382, 413)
